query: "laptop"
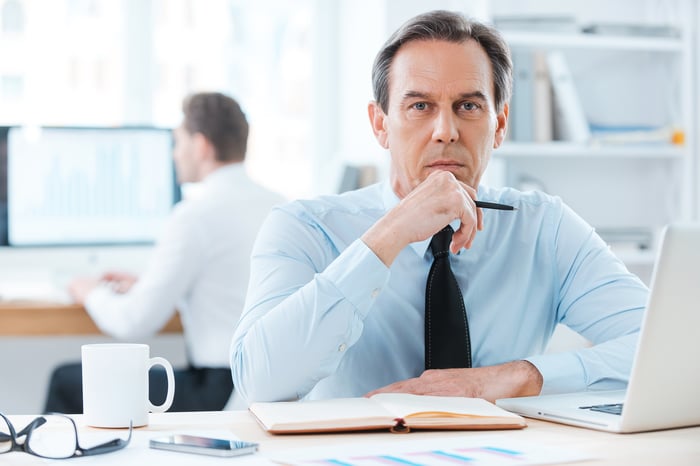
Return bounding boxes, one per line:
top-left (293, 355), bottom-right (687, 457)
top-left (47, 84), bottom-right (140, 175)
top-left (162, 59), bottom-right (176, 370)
top-left (496, 223), bottom-right (700, 433)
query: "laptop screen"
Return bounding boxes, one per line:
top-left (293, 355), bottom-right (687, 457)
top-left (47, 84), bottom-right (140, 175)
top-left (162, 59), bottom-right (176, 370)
top-left (2, 126), bottom-right (180, 246)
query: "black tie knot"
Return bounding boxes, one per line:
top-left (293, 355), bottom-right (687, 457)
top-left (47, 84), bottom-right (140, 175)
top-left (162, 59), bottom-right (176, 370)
top-left (430, 226), bottom-right (454, 258)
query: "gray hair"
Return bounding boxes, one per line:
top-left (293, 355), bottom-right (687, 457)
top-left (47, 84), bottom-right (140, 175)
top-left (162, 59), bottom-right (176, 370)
top-left (371, 10), bottom-right (512, 113)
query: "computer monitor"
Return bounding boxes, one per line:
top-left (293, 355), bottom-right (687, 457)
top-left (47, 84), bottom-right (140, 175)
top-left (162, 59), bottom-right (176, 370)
top-left (2, 126), bottom-right (180, 246)
top-left (0, 127), bottom-right (8, 246)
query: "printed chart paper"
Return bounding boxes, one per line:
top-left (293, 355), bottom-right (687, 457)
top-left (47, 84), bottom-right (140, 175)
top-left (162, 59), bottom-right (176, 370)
top-left (272, 435), bottom-right (591, 466)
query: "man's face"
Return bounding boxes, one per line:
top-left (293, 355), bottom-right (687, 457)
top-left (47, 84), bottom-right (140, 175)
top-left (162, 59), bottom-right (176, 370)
top-left (370, 39), bottom-right (508, 199)
top-left (172, 123), bottom-right (198, 184)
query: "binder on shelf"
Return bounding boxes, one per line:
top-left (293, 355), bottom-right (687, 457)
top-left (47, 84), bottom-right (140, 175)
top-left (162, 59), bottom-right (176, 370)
top-left (509, 51), bottom-right (553, 143)
top-left (532, 51), bottom-right (553, 142)
top-left (510, 50), bottom-right (534, 142)
top-left (547, 51), bottom-right (591, 143)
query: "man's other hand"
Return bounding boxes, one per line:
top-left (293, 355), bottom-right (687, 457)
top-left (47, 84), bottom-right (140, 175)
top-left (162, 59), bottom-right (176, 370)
top-left (365, 360), bottom-right (543, 402)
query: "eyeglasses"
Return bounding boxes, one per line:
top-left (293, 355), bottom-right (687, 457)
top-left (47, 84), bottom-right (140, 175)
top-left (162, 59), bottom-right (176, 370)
top-left (0, 412), bottom-right (132, 459)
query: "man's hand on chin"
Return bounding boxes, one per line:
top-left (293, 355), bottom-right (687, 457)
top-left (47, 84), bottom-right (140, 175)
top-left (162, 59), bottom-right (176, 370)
top-left (365, 360), bottom-right (543, 402)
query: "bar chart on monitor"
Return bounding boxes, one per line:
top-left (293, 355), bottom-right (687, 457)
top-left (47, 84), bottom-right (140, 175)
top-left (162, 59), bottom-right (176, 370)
top-left (6, 126), bottom-right (178, 246)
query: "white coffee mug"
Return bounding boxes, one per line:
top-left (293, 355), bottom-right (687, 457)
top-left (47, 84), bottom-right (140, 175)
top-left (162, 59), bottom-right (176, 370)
top-left (82, 343), bottom-right (175, 428)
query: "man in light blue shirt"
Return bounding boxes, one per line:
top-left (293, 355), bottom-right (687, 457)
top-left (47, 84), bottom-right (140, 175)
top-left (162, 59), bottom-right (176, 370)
top-left (230, 11), bottom-right (647, 406)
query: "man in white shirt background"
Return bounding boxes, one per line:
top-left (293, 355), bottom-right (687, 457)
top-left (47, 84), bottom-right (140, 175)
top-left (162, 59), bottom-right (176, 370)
top-left (45, 92), bottom-right (285, 412)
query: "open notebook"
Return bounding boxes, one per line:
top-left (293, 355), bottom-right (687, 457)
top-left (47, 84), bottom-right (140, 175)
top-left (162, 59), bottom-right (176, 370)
top-left (250, 393), bottom-right (526, 434)
top-left (497, 224), bottom-right (700, 433)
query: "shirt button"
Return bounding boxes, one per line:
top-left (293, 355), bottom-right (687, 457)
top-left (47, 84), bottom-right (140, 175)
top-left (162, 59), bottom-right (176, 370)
top-left (338, 343), bottom-right (347, 352)
top-left (371, 288), bottom-right (380, 298)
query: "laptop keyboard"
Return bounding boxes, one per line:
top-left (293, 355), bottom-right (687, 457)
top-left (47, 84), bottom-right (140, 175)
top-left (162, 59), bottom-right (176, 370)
top-left (579, 403), bottom-right (623, 415)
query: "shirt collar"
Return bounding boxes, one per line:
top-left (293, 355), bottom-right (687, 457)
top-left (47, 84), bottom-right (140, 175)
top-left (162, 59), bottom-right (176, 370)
top-left (201, 162), bottom-right (246, 187)
top-left (195, 163), bottom-right (248, 197)
top-left (380, 181), bottom-right (461, 259)
top-left (183, 163), bottom-right (246, 201)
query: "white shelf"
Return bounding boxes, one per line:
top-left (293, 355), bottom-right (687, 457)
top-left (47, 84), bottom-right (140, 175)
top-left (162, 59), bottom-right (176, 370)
top-left (495, 142), bottom-right (685, 160)
top-left (611, 248), bottom-right (657, 267)
top-left (504, 31), bottom-right (683, 52)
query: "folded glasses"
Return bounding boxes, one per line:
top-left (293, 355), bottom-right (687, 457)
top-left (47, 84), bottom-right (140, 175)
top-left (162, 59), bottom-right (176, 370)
top-left (0, 412), bottom-right (131, 459)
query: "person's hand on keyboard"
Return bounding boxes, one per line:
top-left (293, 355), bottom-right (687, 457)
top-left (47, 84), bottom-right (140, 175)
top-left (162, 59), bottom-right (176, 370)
top-left (100, 272), bottom-right (138, 294)
top-left (68, 277), bottom-right (101, 304)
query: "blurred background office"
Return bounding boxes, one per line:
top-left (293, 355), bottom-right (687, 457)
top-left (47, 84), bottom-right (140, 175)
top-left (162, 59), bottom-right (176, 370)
top-left (1, 0), bottom-right (698, 413)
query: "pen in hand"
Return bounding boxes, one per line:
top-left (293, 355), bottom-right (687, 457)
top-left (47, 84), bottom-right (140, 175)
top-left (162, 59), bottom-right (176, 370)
top-left (475, 200), bottom-right (517, 211)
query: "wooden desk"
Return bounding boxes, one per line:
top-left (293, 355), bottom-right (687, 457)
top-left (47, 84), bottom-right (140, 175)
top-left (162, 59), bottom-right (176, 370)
top-left (5, 411), bottom-right (700, 464)
top-left (0, 302), bottom-right (182, 336)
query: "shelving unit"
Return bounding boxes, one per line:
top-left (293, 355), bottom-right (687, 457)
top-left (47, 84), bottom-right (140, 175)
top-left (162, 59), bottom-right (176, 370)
top-left (489, 21), bottom-right (695, 283)
top-left (504, 31), bottom-right (683, 52)
top-left (497, 142), bottom-right (685, 160)
top-left (503, 31), bottom-right (684, 52)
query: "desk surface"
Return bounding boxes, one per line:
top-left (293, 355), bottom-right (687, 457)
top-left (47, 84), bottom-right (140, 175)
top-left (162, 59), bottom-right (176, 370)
top-left (0, 302), bottom-right (182, 336)
top-left (5, 411), bottom-right (700, 465)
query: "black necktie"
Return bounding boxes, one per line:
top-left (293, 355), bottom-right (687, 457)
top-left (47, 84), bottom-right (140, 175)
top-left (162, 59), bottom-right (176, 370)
top-left (425, 226), bottom-right (472, 370)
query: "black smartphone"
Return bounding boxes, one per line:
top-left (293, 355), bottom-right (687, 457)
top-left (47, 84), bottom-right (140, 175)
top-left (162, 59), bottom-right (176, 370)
top-left (149, 434), bottom-right (259, 457)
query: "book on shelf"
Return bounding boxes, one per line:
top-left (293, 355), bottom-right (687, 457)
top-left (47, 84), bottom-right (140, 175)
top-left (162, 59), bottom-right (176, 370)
top-left (589, 124), bottom-right (683, 145)
top-left (532, 51), bottom-right (553, 142)
top-left (510, 50), bottom-right (553, 143)
top-left (249, 393), bottom-right (527, 434)
top-left (510, 50), bottom-right (534, 142)
top-left (547, 51), bottom-right (591, 144)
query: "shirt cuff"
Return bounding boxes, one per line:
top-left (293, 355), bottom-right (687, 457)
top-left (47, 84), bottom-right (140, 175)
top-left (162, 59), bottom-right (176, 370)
top-left (320, 238), bottom-right (390, 319)
top-left (525, 352), bottom-right (588, 395)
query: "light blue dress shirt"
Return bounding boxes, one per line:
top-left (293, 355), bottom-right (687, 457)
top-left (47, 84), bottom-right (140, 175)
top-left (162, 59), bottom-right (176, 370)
top-left (230, 182), bottom-right (648, 406)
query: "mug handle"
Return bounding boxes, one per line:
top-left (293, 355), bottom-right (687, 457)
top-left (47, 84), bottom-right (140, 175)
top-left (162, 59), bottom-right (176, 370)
top-left (147, 357), bottom-right (175, 413)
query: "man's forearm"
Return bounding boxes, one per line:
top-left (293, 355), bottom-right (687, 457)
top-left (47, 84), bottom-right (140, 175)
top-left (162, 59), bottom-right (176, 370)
top-left (361, 220), bottom-right (408, 267)
top-left (508, 360), bottom-right (543, 398)
top-left (365, 360), bottom-right (543, 402)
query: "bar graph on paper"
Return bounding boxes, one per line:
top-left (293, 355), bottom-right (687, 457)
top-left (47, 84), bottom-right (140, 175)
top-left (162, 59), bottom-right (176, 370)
top-left (309, 446), bottom-right (524, 465)
top-left (273, 436), bottom-right (591, 466)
